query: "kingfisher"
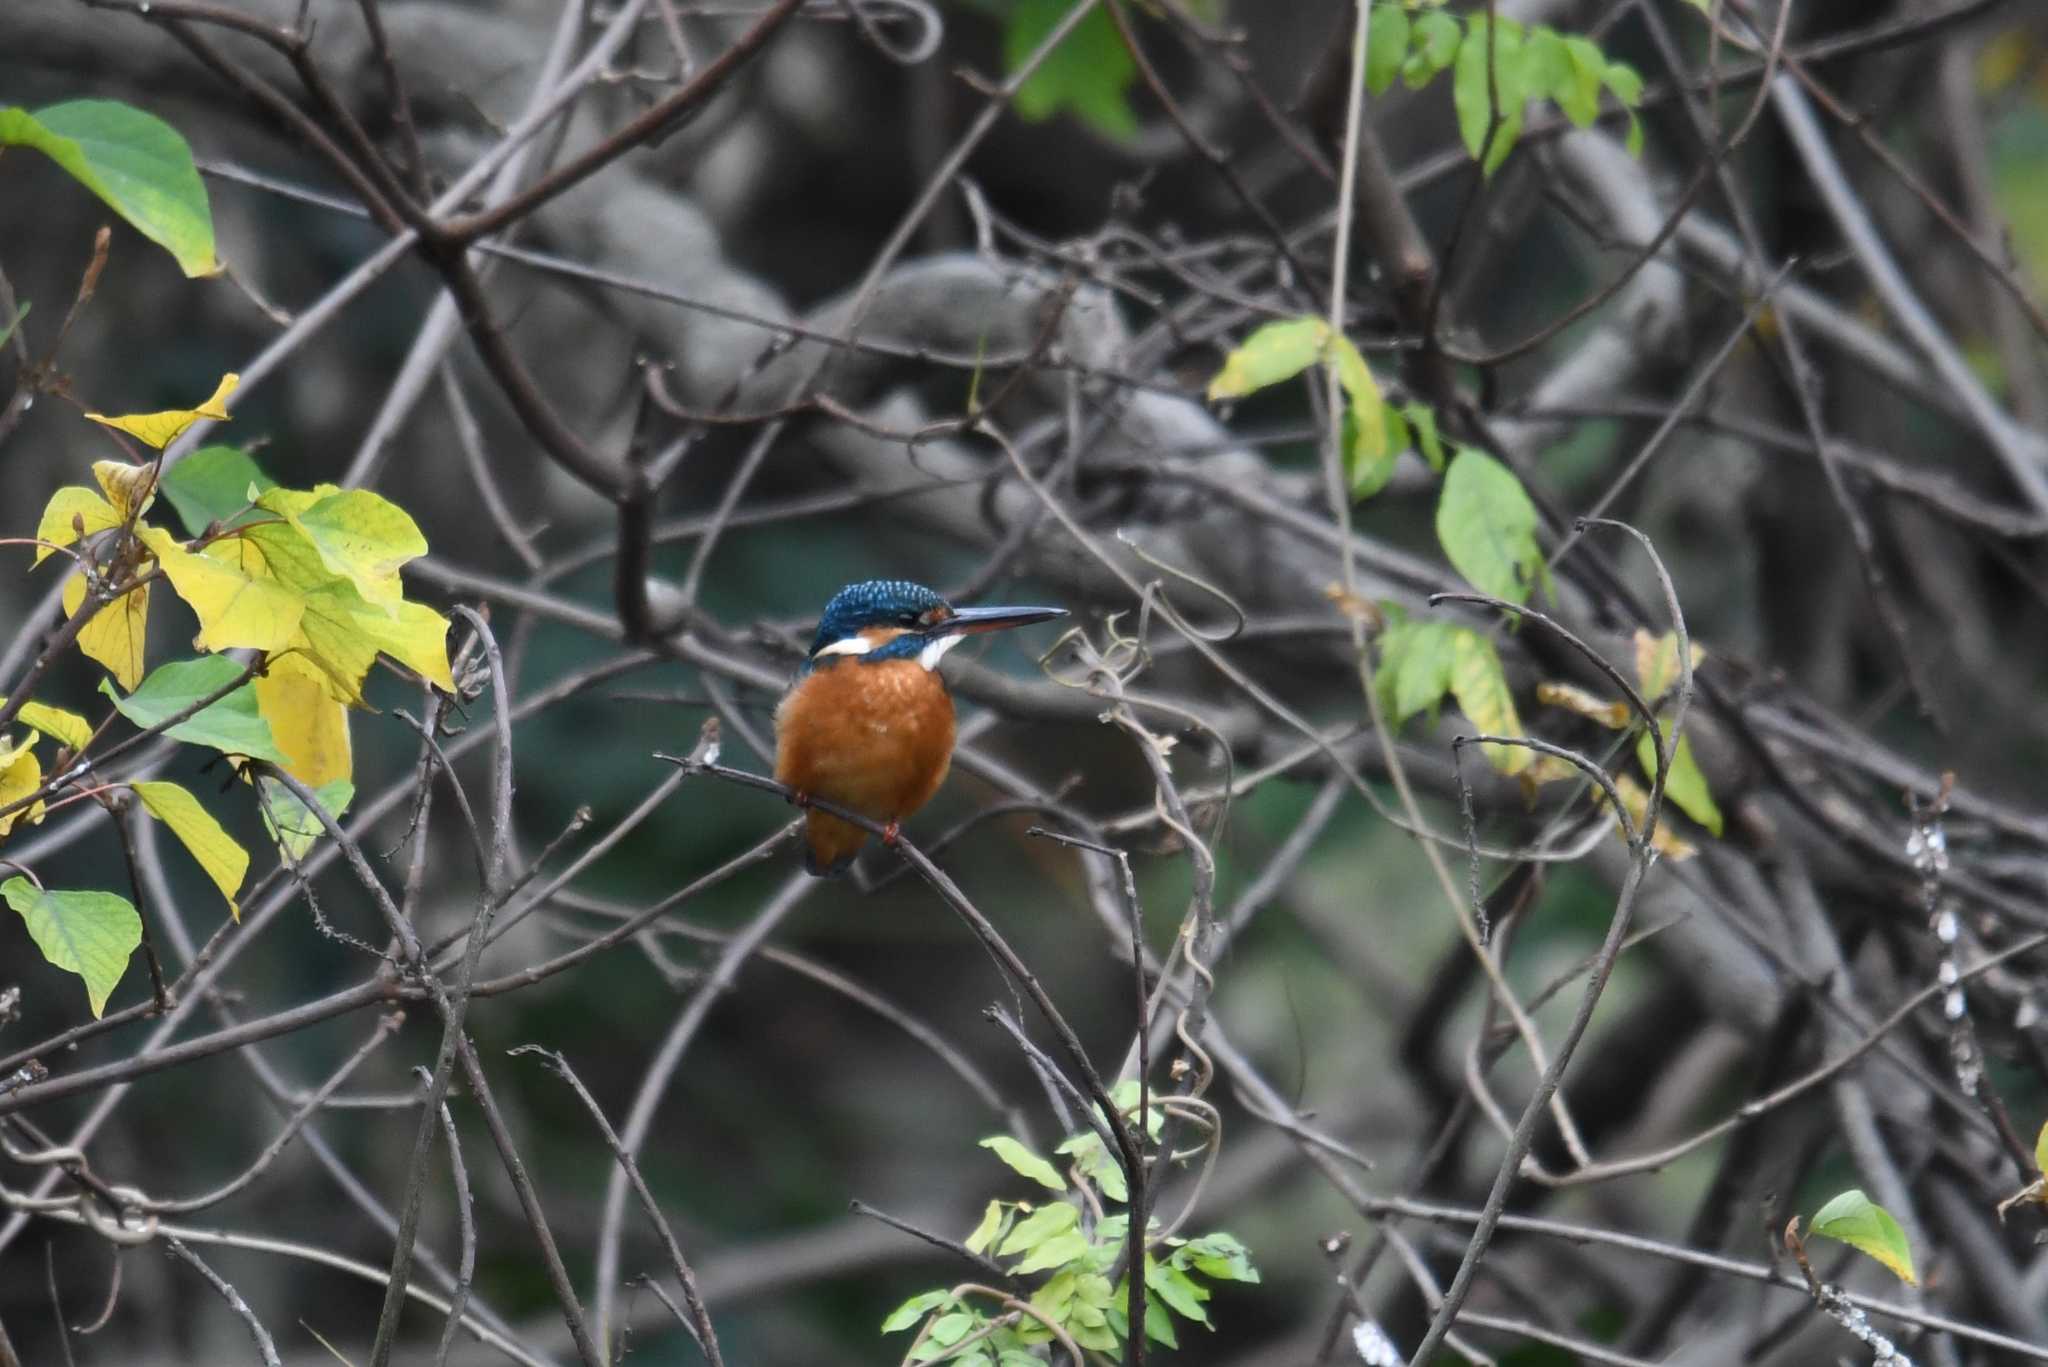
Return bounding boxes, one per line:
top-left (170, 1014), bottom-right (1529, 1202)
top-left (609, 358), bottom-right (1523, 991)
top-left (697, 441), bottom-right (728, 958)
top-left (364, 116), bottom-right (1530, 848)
top-left (774, 579), bottom-right (1066, 876)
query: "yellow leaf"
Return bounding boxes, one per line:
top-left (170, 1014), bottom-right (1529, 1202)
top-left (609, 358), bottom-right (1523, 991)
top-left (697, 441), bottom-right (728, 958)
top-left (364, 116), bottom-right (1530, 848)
top-left (32, 486), bottom-right (120, 566)
top-left (255, 486), bottom-right (428, 612)
top-left (0, 700), bottom-right (93, 753)
top-left (63, 570), bottom-right (150, 691)
top-left (368, 599), bottom-right (455, 693)
top-left (1207, 317), bottom-right (1328, 401)
top-left (91, 459), bottom-right (157, 522)
top-left (130, 779), bottom-right (247, 919)
top-left (212, 521), bottom-right (452, 703)
top-left (1535, 680), bottom-right (1631, 729)
top-left (1633, 629), bottom-right (1704, 702)
top-left (139, 525), bottom-right (303, 654)
top-left (0, 737), bottom-right (46, 838)
top-left (1597, 772), bottom-right (1697, 860)
top-left (255, 652), bottom-right (352, 787)
top-left (84, 372), bottom-right (238, 449)
top-left (1448, 627), bottom-right (1530, 775)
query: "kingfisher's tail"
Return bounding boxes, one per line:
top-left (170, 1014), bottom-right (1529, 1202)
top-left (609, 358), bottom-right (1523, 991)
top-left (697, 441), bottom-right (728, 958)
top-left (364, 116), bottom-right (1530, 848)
top-left (802, 810), bottom-right (868, 877)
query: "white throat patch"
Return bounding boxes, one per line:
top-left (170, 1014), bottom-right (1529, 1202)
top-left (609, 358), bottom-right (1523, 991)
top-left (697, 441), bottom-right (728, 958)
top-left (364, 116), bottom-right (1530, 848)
top-left (813, 632), bottom-right (963, 671)
top-left (917, 633), bottom-right (966, 671)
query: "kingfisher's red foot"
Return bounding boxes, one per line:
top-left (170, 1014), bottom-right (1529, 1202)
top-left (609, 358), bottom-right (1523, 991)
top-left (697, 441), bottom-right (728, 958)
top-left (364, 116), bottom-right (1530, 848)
top-left (790, 789), bottom-right (813, 810)
top-left (881, 820), bottom-right (902, 847)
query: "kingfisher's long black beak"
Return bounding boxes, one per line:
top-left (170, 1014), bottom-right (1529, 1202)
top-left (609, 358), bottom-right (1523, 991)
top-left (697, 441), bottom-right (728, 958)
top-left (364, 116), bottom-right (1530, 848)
top-left (938, 604), bottom-right (1067, 636)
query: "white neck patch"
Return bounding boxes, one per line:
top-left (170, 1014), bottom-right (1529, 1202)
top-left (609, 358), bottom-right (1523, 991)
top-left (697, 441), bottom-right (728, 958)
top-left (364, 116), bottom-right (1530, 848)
top-left (813, 632), bottom-right (963, 670)
top-left (917, 633), bottom-right (966, 671)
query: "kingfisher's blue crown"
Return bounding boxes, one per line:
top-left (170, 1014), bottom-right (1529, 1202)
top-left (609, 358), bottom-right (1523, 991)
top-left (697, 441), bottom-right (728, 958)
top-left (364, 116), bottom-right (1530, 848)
top-left (808, 579), bottom-right (949, 657)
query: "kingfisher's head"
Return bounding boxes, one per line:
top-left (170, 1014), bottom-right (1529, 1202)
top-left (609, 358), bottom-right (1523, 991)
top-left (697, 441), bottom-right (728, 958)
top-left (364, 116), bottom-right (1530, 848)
top-left (804, 579), bottom-right (1066, 672)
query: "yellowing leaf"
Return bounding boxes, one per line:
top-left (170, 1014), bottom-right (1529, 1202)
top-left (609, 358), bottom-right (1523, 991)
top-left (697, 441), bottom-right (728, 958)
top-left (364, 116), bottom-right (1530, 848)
top-left (2, 701), bottom-right (92, 753)
top-left (2036, 1119), bottom-right (2048, 1179)
top-left (33, 486), bottom-right (121, 566)
top-left (964, 1200), bottom-right (1006, 1256)
top-left (1331, 333), bottom-right (1393, 498)
top-left (0, 877), bottom-right (139, 1017)
top-left (64, 570), bottom-right (150, 690)
top-left (255, 652), bottom-right (352, 787)
top-left (1599, 772), bottom-right (1697, 860)
top-left (139, 525), bottom-right (303, 654)
top-left (256, 486), bottom-right (428, 612)
top-left (1447, 627), bottom-right (1530, 774)
top-left (1207, 317), bottom-right (1327, 401)
top-left (1810, 1189), bottom-right (1917, 1286)
top-left (1633, 628), bottom-right (1703, 701)
top-left (131, 779), bottom-right (246, 919)
top-left (1635, 724), bottom-right (1723, 836)
top-left (0, 737), bottom-right (46, 837)
top-left (85, 372), bottom-right (237, 449)
top-left (1536, 680), bottom-right (1630, 729)
top-left (214, 520), bottom-right (452, 702)
top-left (91, 459), bottom-right (157, 522)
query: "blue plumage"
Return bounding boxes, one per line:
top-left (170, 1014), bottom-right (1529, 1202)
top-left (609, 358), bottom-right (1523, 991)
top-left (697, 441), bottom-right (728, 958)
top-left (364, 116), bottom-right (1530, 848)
top-left (804, 579), bottom-right (950, 668)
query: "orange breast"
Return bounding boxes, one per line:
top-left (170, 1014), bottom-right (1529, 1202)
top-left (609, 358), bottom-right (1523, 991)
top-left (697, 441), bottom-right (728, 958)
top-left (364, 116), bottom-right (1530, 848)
top-left (774, 657), bottom-right (958, 869)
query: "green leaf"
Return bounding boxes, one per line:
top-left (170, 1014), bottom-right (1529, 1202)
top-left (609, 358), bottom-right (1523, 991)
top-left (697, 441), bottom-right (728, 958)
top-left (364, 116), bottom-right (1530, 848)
top-left (1633, 726), bottom-right (1722, 836)
top-left (1404, 402), bottom-right (1445, 472)
top-left (1810, 1190), bottom-right (1917, 1286)
top-left (1, 877), bottom-right (140, 1017)
top-left (997, 1201), bottom-right (1079, 1257)
top-left (1558, 37), bottom-right (1606, 127)
top-left (1146, 1258), bottom-right (1212, 1324)
top-left (1601, 60), bottom-right (1644, 107)
top-left (0, 100), bottom-right (217, 276)
top-left (1054, 1130), bottom-right (1127, 1202)
top-left (255, 776), bottom-right (352, 861)
top-left (1449, 627), bottom-right (1530, 775)
top-left (1011, 1227), bottom-right (1091, 1276)
top-left (980, 1135), bottom-right (1066, 1192)
top-left (1436, 448), bottom-right (1544, 604)
top-left (1207, 317), bottom-right (1327, 401)
top-left (131, 780), bottom-right (248, 918)
top-left (1522, 27), bottom-right (1572, 104)
top-left (1183, 1232), bottom-right (1260, 1283)
top-left (926, 1311), bottom-right (975, 1348)
top-left (1412, 11), bottom-right (1462, 80)
top-left (1144, 1297), bottom-right (1179, 1348)
top-left (964, 1200), bottom-right (1007, 1255)
top-left (882, 1290), bottom-right (951, 1333)
top-left (1453, 17), bottom-right (1526, 175)
top-left (0, 298), bottom-right (27, 351)
top-left (101, 656), bottom-right (291, 766)
top-left (1005, 0), bottom-right (1138, 140)
top-left (1365, 4), bottom-right (1410, 95)
top-left (1330, 334), bottom-right (1393, 497)
top-left (1377, 616), bottom-right (1460, 725)
top-left (160, 445), bottom-right (277, 537)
